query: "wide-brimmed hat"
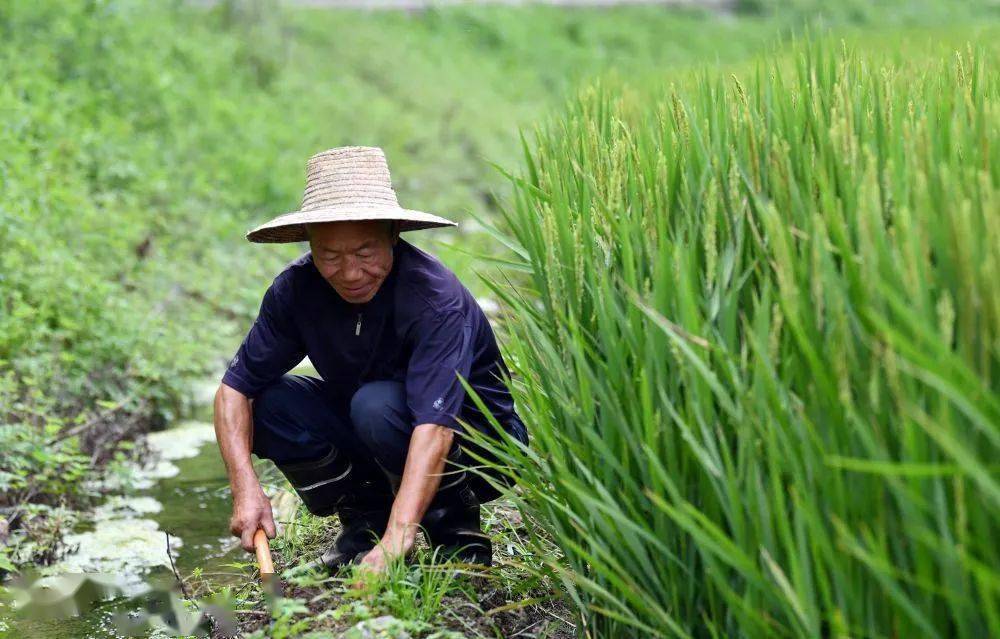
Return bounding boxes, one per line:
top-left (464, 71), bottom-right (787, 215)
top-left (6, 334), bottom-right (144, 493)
top-left (246, 146), bottom-right (458, 243)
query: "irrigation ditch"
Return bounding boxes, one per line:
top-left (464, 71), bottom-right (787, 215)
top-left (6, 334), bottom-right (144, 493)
top-left (1, 382), bottom-right (243, 637)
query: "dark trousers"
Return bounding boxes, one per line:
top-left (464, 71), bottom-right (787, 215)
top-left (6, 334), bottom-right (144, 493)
top-left (251, 374), bottom-right (522, 504)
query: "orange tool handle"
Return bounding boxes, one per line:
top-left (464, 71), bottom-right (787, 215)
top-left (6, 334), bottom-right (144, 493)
top-left (253, 529), bottom-right (275, 575)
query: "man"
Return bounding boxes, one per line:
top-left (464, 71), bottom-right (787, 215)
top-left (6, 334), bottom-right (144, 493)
top-left (213, 146), bottom-right (527, 576)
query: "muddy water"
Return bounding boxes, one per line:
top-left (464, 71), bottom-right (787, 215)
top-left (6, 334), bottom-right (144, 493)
top-left (1, 420), bottom-right (243, 638)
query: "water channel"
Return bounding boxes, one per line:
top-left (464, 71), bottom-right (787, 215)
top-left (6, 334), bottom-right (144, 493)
top-left (2, 406), bottom-right (247, 638)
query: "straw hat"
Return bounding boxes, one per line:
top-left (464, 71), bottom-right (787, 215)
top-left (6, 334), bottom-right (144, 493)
top-left (246, 146), bottom-right (458, 243)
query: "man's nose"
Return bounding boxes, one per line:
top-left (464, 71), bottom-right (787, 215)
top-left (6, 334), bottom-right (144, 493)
top-left (340, 259), bottom-right (364, 283)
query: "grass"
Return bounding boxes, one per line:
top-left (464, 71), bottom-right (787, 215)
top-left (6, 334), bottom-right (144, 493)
top-left (466, 34), bottom-right (1000, 638)
top-left (229, 498), bottom-right (572, 637)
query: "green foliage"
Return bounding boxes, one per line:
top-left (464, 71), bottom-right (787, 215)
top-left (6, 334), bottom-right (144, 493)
top-left (738, 0), bottom-right (997, 24)
top-left (262, 500), bottom-right (564, 637)
top-left (0, 427), bottom-right (89, 506)
top-left (346, 550), bottom-right (475, 625)
top-left (478, 36), bottom-right (1000, 638)
top-left (270, 509), bottom-right (476, 634)
top-left (0, 0), bottom-right (273, 460)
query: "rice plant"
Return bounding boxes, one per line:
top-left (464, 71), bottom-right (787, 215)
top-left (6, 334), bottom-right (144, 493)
top-left (466, 40), bottom-right (1000, 637)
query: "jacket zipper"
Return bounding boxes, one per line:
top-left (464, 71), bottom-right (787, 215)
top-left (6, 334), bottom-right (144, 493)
top-left (355, 312), bottom-right (362, 336)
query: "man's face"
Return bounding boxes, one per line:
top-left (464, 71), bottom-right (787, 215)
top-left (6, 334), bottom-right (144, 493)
top-left (308, 220), bottom-right (398, 304)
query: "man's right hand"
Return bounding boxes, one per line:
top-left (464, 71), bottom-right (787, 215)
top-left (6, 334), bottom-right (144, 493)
top-left (230, 487), bottom-right (276, 552)
top-left (215, 383), bottom-right (276, 553)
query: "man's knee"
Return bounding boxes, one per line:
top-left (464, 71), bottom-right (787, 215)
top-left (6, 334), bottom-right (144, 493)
top-left (253, 375), bottom-right (305, 424)
top-left (350, 381), bottom-right (408, 462)
top-left (252, 374), bottom-right (331, 463)
top-left (350, 381), bottom-right (402, 427)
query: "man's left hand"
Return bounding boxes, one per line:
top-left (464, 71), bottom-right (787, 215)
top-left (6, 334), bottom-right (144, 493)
top-left (352, 423), bottom-right (452, 590)
top-left (352, 531), bottom-right (415, 590)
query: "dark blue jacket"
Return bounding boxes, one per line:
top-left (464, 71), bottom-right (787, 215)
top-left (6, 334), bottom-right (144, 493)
top-left (222, 239), bottom-right (526, 442)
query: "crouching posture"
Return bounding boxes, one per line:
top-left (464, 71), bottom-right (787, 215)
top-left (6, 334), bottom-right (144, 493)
top-left (213, 147), bottom-right (528, 575)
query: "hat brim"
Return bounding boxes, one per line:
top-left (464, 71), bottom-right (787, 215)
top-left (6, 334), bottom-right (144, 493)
top-left (245, 205), bottom-right (458, 243)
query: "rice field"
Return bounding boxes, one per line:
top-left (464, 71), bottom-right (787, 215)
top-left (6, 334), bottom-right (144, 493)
top-left (467, 36), bottom-right (1000, 638)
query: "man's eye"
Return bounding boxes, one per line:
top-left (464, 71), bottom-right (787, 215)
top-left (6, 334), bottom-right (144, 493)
top-left (358, 252), bottom-right (373, 259)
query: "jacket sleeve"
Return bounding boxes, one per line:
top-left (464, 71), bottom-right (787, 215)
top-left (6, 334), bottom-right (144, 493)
top-left (221, 275), bottom-right (306, 398)
top-left (405, 310), bottom-right (473, 431)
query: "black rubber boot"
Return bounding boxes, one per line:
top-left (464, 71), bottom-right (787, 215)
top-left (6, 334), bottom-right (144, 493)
top-left (417, 445), bottom-right (493, 566)
top-left (421, 475), bottom-right (492, 566)
top-left (315, 466), bottom-right (394, 571)
top-left (276, 447), bottom-right (354, 517)
top-left (376, 446), bottom-right (492, 566)
top-left (276, 448), bottom-right (394, 571)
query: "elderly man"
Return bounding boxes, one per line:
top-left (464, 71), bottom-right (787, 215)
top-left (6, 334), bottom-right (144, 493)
top-left (213, 146), bottom-right (528, 575)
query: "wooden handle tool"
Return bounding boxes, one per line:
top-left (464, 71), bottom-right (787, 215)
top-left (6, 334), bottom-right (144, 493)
top-left (253, 528), bottom-right (275, 576)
